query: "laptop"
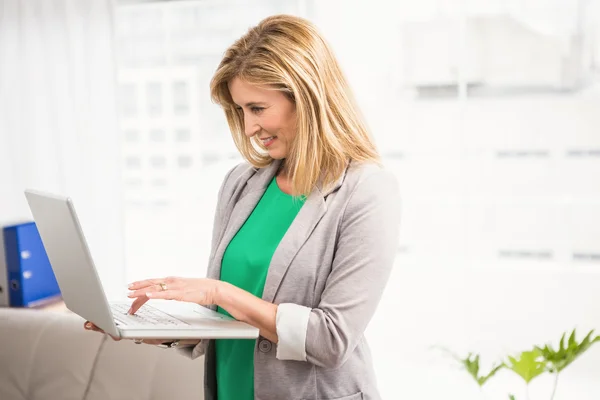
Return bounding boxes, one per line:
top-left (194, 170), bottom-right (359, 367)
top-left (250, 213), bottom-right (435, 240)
top-left (24, 189), bottom-right (259, 340)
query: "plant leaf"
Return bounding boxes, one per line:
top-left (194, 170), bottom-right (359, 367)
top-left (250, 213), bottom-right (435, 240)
top-left (568, 330), bottom-right (576, 348)
top-left (434, 347), bottom-right (504, 387)
top-left (465, 353), bottom-right (480, 380)
top-left (460, 353), bottom-right (506, 387)
top-left (508, 395), bottom-right (516, 400)
top-left (478, 363), bottom-right (504, 386)
top-left (537, 329), bottom-right (600, 373)
top-left (505, 348), bottom-right (546, 383)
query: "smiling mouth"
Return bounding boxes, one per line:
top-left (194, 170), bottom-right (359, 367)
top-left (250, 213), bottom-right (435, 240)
top-left (261, 136), bottom-right (277, 147)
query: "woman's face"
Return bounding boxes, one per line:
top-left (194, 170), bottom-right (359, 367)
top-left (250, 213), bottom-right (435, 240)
top-left (228, 77), bottom-right (296, 160)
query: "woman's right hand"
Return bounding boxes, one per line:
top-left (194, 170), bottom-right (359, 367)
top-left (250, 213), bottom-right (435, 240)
top-left (83, 321), bottom-right (121, 341)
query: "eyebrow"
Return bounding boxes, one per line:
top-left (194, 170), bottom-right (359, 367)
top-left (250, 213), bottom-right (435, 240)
top-left (235, 102), bottom-right (266, 108)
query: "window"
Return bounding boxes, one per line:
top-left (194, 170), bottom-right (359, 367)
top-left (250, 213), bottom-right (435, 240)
top-left (146, 82), bottom-right (163, 115)
top-left (172, 81), bottom-right (190, 115)
top-left (124, 156), bottom-right (141, 169)
top-left (177, 155), bottom-right (193, 168)
top-left (115, 0), bottom-right (303, 284)
top-left (149, 129), bottom-right (165, 142)
top-left (175, 128), bottom-right (191, 142)
top-left (118, 83), bottom-right (137, 117)
top-left (149, 155), bottom-right (166, 168)
top-left (123, 129), bottom-right (139, 142)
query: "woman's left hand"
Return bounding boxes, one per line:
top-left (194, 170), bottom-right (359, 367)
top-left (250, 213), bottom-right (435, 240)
top-left (127, 277), bottom-right (222, 315)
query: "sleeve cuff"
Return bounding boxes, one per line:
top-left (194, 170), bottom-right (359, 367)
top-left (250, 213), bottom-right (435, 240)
top-left (275, 303), bottom-right (312, 361)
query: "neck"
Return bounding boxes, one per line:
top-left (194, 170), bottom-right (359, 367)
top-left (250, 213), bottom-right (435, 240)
top-left (277, 159), bottom-right (290, 178)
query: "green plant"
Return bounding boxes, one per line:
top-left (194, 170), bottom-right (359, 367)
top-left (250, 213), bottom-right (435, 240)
top-left (536, 329), bottom-right (600, 400)
top-left (504, 348), bottom-right (546, 400)
top-left (439, 329), bottom-right (600, 400)
top-left (436, 348), bottom-right (504, 387)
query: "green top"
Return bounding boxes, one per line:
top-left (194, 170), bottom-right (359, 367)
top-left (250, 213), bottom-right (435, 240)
top-left (215, 177), bottom-right (305, 400)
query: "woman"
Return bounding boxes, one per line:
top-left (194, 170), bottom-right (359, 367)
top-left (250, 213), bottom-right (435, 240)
top-left (86, 14), bottom-right (400, 400)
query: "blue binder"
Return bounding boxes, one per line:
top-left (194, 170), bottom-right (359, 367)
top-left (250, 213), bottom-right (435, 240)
top-left (2, 222), bottom-right (61, 307)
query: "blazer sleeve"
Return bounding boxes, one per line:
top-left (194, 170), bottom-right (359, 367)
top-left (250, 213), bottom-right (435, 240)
top-left (177, 163), bottom-right (240, 360)
top-left (275, 168), bottom-right (401, 368)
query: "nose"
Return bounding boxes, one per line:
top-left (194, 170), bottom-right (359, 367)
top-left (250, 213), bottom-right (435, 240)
top-left (243, 113), bottom-right (260, 137)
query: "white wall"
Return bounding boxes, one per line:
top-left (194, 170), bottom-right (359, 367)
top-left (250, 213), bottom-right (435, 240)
top-left (0, 0), bottom-right (126, 299)
top-left (308, 2), bottom-right (600, 399)
top-left (367, 91), bottom-right (600, 400)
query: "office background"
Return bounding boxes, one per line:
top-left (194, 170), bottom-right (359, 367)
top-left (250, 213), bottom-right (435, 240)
top-left (1, 0), bottom-right (600, 398)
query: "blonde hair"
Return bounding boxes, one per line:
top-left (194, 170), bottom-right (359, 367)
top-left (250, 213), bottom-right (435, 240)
top-left (210, 14), bottom-right (380, 196)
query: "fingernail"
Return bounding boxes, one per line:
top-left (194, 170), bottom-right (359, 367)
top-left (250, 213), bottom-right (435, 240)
top-left (127, 307), bottom-right (133, 314)
top-left (146, 292), bottom-right (153, 298)
top-left (127, 291), bottom-right (134, 297)
top-left (85, 322), bottom-right (91, 328)
top-left (127, 284), bottom-right (133, 289)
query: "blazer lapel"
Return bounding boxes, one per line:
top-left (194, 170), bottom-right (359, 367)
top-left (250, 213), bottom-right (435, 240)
top-left (208, 159), bottom-right (350, 306)
top-left (262, 162), bottom-right (350, 303)
top-left (207, 160), bottom-right (282, 282)
top-left (262, 187), bottom-right (326, 303)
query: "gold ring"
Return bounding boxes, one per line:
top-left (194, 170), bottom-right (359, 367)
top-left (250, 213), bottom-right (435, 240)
top-left (159, 282), bottom-right (167, 291)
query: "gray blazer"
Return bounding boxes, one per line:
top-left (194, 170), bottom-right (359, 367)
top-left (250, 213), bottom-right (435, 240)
top-left (183, 159), bottom-right (400, 400)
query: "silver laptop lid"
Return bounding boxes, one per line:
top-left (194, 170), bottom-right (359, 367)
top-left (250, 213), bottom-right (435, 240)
top-left (24, 189), bottom-right (119, 337)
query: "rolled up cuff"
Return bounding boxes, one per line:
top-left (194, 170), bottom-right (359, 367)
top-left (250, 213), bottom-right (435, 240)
top-left (275, 303), bottom-right (311, 361)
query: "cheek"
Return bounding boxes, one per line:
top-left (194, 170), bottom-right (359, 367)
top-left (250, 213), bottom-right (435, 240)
top-left (267, 117), bottom-right (291, 139)
top-left (280, 114), bottom-right (297, 140)
top-left (262, 108), bottom-right (295, 140)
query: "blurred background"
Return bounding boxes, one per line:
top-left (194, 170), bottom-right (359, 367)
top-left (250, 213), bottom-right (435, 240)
top-left (1, 0), bottom-right (600, 398)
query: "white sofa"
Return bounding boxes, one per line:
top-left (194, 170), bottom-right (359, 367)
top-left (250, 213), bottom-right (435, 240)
top-left (0, 307), bottom-right (204, 400)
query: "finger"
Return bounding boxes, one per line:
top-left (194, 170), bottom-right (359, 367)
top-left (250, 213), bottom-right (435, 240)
top-left (145, 289), bottom-right (182, 301)
top-left (143, 339), bottom-right (168, 345)
top-left (84, 321), bottom-right (105, 334)
top-left (128, 278), bottom-right (184, 300)
top-left (85, 322), bottom-right (119, 341)
top-left (126, 279), bottom-right (162, 291)
top-left (128, 277), bottom-right (177, 291)
top-left (128, 295), bottom-right (149, 315)
top-left (127, 284), bottom-right (165, 299)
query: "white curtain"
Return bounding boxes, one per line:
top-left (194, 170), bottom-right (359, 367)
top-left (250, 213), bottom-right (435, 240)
top-left (0, 0), bottom-right (125, 298)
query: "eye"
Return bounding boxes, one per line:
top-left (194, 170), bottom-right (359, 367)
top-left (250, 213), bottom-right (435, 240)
top-left (250, 106), bottom-right (264, 114)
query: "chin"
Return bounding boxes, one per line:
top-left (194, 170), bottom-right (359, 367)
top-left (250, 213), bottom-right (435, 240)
top-left (268, 149), bottom-right (287, 160)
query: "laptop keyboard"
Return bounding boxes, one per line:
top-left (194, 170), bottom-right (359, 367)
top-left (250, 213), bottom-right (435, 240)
top-left (111, 302), bottom-right (190, 327)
